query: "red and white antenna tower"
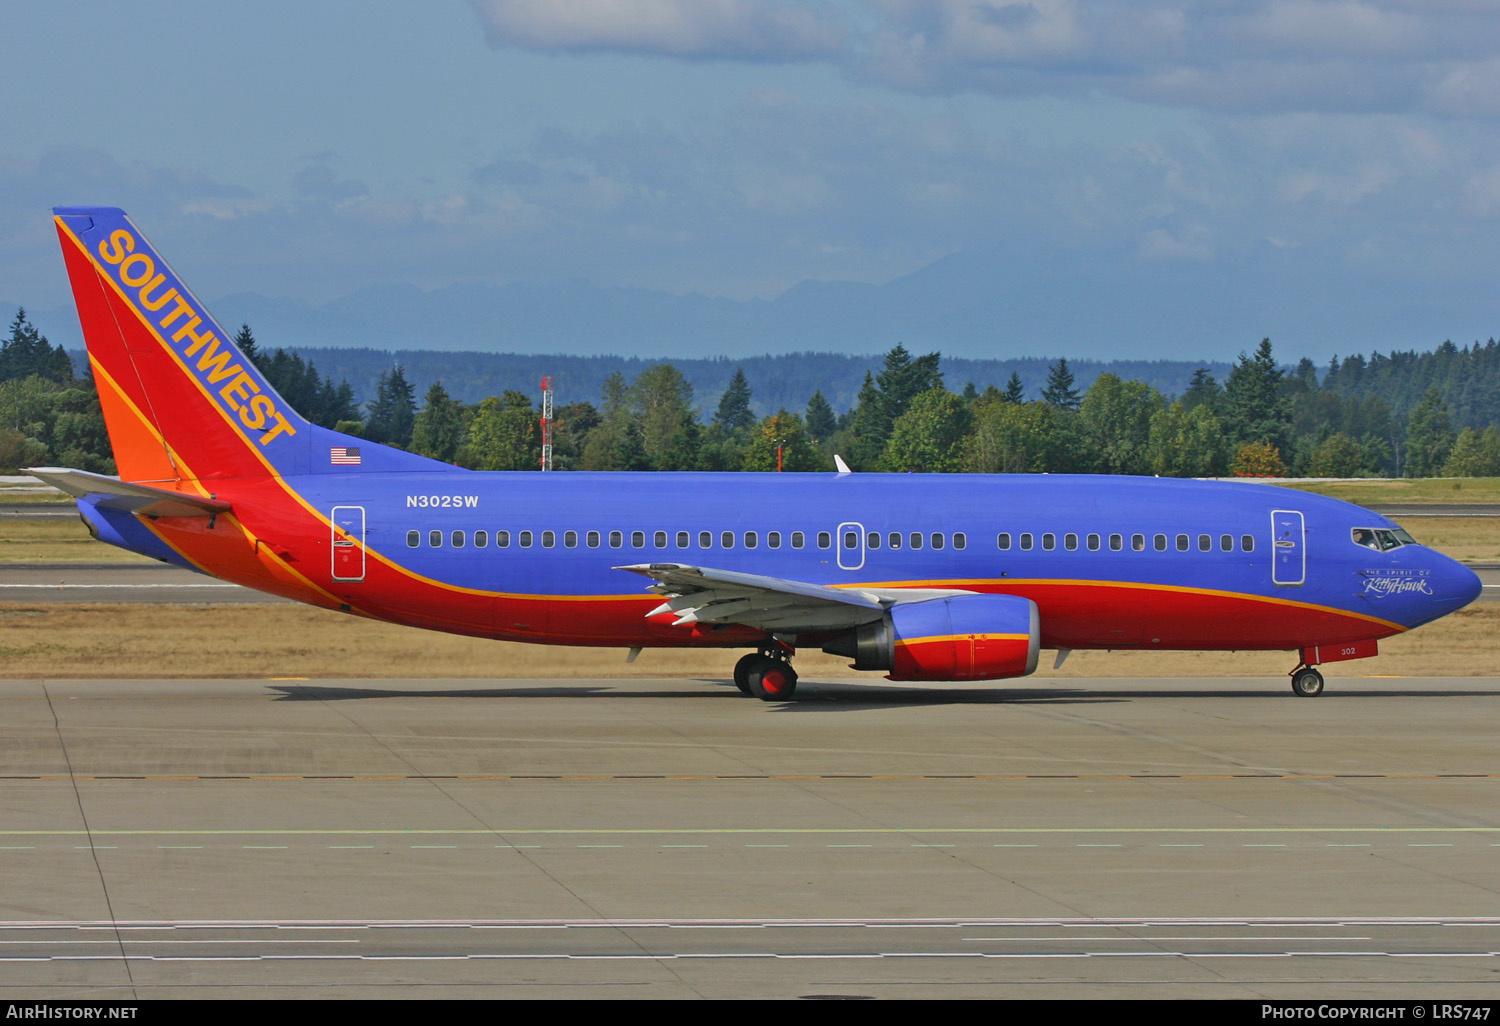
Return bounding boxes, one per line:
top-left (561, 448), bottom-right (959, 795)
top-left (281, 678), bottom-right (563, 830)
top-left (539, 376), bottom-right (553, 471)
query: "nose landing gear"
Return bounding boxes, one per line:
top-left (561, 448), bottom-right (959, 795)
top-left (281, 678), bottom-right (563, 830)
top-left (1290, 664), bottom-right (1325, 697)
top-left (733, 645), bottom-right (799, 702)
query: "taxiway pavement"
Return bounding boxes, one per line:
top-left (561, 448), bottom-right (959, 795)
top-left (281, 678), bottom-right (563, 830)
top-left (2, 675), bottom-right (1499, 998)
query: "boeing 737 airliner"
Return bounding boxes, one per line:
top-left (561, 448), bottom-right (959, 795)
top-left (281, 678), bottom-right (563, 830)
top-left (32, 207), bottom-right (1483, 700)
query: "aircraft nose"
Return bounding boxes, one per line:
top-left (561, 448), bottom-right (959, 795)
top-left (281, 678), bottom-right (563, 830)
top-left (1430, 555), bottom-right (1483, 618)
top-left (1453, 562), bottom-right (1483, 609)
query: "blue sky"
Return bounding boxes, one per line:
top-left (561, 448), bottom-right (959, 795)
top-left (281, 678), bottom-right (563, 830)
top-left (7, 1), bottom-right (1500, 361)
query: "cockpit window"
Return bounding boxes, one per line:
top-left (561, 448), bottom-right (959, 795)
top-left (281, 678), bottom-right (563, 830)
top-left (1351, 527), bottom-right (1411, 552)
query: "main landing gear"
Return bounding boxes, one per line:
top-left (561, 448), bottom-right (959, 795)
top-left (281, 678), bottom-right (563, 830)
top-left (1289, 663), bottom-right (1325, 697)
top-left (733, 646), bottom-right (799, 702)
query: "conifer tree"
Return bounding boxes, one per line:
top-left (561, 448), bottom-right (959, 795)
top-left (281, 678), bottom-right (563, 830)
top-left (804, 390), bottom-right (836, 441)
top-left (364, 366), bottom-right (417, 448)
top-left (1223, 339), bottom-right (1292, 458)
top-left (1404, 387), bottom-right (1455, 478)
top-left (1002, 372), bottom-right (1026, 404)
top-left (713, 368), bottom-right (755, 434)
top-left (411, 381), bottom-right (465, 463)
top-left (1041, 359), bottom-right (1080, 410)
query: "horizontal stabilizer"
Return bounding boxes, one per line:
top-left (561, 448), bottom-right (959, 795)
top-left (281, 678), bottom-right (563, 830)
top-left (26, 467), bottom-right (231, 518)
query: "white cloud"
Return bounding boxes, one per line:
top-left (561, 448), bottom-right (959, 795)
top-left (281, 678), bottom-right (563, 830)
top-left (470, 1), bottom-right (1500, 119)
top-left (470, 0), bottom-right (846, 60)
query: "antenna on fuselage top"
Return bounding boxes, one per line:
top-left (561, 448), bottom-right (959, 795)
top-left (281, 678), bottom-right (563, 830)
top-left (834, 455), bottom-right (852, 475)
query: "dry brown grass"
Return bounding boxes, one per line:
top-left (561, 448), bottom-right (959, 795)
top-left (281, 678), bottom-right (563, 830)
top-left (0, 517), bottom-right (153, 563)
top-left (1285, 477), bottom-right (1500, 504)
top-left (1389, 516), bottom-right (1500, 563)
top-left (2, 600), bottom-right (1495, 681)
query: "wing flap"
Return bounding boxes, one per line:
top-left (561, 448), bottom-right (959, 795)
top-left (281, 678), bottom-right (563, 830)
top-left (616, 562), bottom-right (977, 635)
top-left (26, 467), bottom-right (231, 518)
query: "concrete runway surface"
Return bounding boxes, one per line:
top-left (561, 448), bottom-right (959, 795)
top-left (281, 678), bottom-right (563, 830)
top-left (2, 675), bottom-right (1500, 999)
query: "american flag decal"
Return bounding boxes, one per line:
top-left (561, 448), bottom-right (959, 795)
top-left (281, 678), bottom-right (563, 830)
top-left (330, 446), bottom-right (362, 465)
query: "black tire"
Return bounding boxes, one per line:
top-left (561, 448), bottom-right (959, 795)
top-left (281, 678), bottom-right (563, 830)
top-left (1291, 667), bottom-right (1324, 697)
top-left (748, 662), bottom-right (798, 702)
top-left (732, 653), bottom-right (759, 694)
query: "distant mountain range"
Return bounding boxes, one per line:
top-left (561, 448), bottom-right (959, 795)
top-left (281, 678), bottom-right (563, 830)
top-left (16, 238), bottom-right (1493, 364)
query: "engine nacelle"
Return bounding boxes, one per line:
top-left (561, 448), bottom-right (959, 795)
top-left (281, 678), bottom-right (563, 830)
top-left (822, 594), bottom-right (1041, 681)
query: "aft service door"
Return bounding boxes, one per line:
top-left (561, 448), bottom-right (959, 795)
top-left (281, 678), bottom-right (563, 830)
top-left (1271, 509), bottom-right (1305, 587)
top-left (331, 505), bottom-right (366, 582)
top-left (837, 521), bottom-right (865, 571)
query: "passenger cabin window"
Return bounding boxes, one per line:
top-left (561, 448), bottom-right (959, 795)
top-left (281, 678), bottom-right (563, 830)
top-left (720, 531), bottom-right (733, 549)
top-left (474, 530), bottom-right (488, 548)
top-left (1109, 534), bottom-right (1122, 551)
top-left (768, 532), bottom-right (781, 549)
top-left (1220, 534), bottom-right (1233, 552)
top-left (888, 532), bottom-right (901, 550)
top-left (700, 531), bottom-right (713, 548)
top-left (931, 533), bottom-right (944, 550)
top-left (542, 530), bottom-right (555, 548)
top-left (1154, 534), bottom-right (1167, 551)
top-left (1198, 534), bottom-right (1210, 552)
top-left (452, 530), bottom-right (465, 548)
top-left (406, 530), bottom-right (419, 548)
top-left (1020, 533), bottom-right (1033, 551)
top-left (633, 531), bottom-right (645, 548)
top-left (587, 531), bottom-right (601, 548)
top-left (818, 532), bottom-right (832, 549)
top-left (564, 530), bottom-right (578, 548)
top-left (998, 532), bottom-right (1011, 550)
top-left (791, 531), bottom-right (805, 549)
top-left (744, 531), bottom-right (758, 549)
top-left (1087, 534), bottom-right (1101, 551)
top-left (953, 532), bottom-right (966, 550)
top-left (654, 531), bottom-right (667, 549)
top-left (497, 531), bottom-right (511, 548)
top-left (1176, 534), bottom-right (1188, 551)
top-left (677, 531), bottom-right (690, 548)
top-left (844, 530), bottom-right (858, 549)
top-left (519, 530), bottom-right (533, 548)
top-left (909, 532), bottom-right (923, 550)
top-left (1132, 534), bottom-right (1145, 551)
top-left (1064, 533), bottom-right (1078, 551)
top-left (429, 530), bottom-right (442, 548)
top-left (1041, 533), bottom-right (1055, 551)
top-left (867, 532), bottom-right (880, 550)
top-left (1241, 535), bottom-right (1254, 552)
top-left (610, 531), bottom-right (623, 548)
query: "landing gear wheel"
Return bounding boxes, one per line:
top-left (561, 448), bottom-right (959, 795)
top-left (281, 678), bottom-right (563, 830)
top-left (748, 661), bottom-right (798, 702)
top-left (1291, 667), bottom-right (1324, 697)
top-left (732, 653), bottom-right (759, 695)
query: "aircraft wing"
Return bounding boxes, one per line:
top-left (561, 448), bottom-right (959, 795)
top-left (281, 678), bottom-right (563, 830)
top-left (615, 562), bottom-right (976, 634)
top-left (26, 467), bottom-right (231, 518)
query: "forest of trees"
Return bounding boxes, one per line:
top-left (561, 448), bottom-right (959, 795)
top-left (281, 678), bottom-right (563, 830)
top-left (298, 337), bottom-right (1500, 480)
top-left (4, 305), bottom-right (1500, 479)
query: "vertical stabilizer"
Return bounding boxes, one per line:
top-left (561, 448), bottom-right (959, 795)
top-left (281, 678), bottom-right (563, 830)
top-left (53, 207), bottom-right (310, 484)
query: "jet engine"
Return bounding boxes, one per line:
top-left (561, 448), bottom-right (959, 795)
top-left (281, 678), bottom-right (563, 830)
top-left (822, 594), bottom-right (1040, 681)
